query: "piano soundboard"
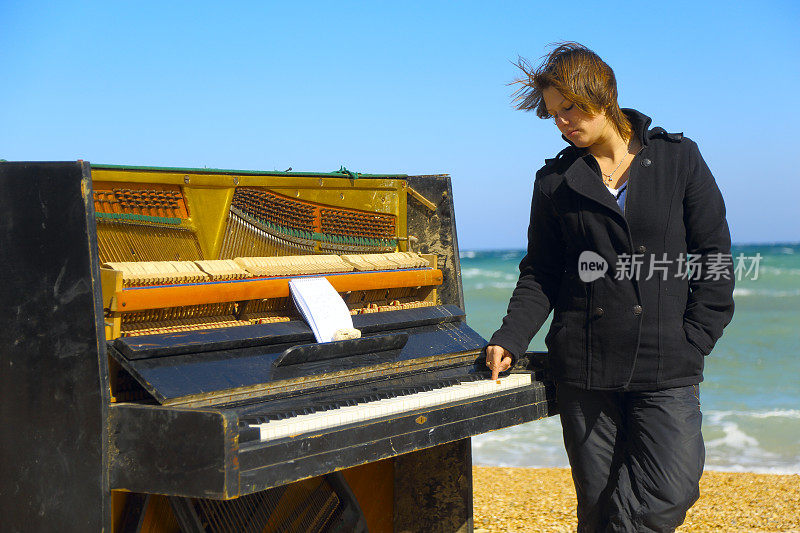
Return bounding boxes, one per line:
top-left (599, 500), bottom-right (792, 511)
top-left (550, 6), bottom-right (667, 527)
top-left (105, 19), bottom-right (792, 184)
top-left (0, 161), bottom-right (555, 533)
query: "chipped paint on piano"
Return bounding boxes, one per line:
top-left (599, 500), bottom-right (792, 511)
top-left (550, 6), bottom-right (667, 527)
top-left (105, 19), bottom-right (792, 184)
top-left (0, 161), bottom-right (556, 533)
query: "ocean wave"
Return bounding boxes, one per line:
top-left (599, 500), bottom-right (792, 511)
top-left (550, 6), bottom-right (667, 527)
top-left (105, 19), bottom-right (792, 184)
top-left (733, 287), bottom-right (800, 297)
top-left (460, 250), bottom-right (476, 259)
top-left (473, 282), bottom-right (517, 290)
top-left (758, 266), bottom-right (800, 276)
top-left (471, 409), bottom-right (800, 473)
top-left (749, 409), bottom-right (800, 418)
top-left (704, 443), bottom-right (800, 475)
top-left (472, 418), bottom-right (570, 468)
top-left (705, 422), bottom-right (760, 449)
top-left (500, 252), bottom-right (523, 261)
top-left (461, 267), bottom-right (516, 280)
top-left (705, 409), bottom-right (800, 420)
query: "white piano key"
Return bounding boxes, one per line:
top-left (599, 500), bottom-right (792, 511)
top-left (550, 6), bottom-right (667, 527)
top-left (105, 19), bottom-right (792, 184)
top-left (250, 374), bottom-right (533, 442)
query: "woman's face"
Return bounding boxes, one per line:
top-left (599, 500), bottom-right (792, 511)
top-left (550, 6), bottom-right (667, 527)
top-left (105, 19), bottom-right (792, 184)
top-left (542, 86), bottom-right (612, 148)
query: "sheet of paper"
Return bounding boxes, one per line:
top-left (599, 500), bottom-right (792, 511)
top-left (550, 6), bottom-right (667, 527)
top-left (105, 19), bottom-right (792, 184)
top-left (288, 277), bottom-right (355, 343)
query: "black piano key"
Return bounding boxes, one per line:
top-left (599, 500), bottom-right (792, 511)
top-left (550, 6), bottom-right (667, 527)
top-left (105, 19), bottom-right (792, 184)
top-left (354, 394), bottom-right (381, 403)
top-left (244, 415), bottom-right (271, 424)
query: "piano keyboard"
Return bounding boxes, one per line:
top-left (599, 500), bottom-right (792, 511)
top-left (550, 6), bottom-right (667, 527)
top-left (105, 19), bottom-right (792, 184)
top-left (247, 374), bottom-right (532, 442)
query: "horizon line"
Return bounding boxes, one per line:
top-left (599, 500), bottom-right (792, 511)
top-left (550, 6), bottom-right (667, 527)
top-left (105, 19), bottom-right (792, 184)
top-left (460, 241), bottom-right (800, 252)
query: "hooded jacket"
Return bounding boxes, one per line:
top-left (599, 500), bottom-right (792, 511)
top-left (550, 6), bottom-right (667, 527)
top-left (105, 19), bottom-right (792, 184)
top-left (489, 109), bottom-right (735, 390)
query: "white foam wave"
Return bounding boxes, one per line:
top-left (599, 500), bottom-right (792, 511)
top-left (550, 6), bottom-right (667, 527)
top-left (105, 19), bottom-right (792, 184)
top-left (459, 250), bottom-right (476, 259)
top-left (472, 418), bottom-right (570, 468)
top-left (705, 422), bottom-right (759, 449)
top-left (500, 252), bottom-right (522, 261)
top-left (749, 409), bottom-right (800, 418)
top-left (705, 409), bottom-right (800, 420)
top-left (759, 266), bottom-right (800, 276)
top-left (704, 442), bottom-right (800, 475)
top-left (461, 267), bottom-right (516, 280)
top-left (733, 287), bottom-right (800, 297)
top-left (471, 409), bottom-right (800, 473)
top-left (473, 282), bottom-right (517, 290)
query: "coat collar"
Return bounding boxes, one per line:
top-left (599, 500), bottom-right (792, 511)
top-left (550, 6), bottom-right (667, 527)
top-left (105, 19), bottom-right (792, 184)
top-left (623, 108), bottom-right (653, 147)
top-left (563, 156), bottom-right (624, 218)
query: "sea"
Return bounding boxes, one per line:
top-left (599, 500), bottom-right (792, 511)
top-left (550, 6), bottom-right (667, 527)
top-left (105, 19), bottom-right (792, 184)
top-left (464, 243), bottom-right (800, 474)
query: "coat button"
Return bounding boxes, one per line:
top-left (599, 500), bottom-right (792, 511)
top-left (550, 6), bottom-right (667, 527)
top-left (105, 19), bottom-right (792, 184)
top-left (632, 304), bottom-right (643, 316)
top-left (636, 245), bottom-right (647, 254)
top-left (593, 306), bottom-right (604, 318)
top-left (641, 158), bottom-right (652, 167)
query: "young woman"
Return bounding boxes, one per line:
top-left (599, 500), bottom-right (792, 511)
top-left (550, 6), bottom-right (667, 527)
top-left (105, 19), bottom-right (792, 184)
top-left (486, 43), bottom-right (735, 531)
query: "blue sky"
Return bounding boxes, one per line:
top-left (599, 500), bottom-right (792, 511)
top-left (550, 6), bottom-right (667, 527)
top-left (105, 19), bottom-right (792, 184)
top-left (3, 1), bottom-right (798, 249)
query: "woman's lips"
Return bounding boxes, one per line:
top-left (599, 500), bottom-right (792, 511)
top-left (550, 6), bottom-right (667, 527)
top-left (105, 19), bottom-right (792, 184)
top-left (568, 129), bottom-right (579, 136)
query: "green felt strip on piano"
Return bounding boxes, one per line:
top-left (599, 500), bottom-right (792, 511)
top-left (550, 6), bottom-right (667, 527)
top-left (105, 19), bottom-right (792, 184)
top-left (95, 212), bottom-right (183, 225)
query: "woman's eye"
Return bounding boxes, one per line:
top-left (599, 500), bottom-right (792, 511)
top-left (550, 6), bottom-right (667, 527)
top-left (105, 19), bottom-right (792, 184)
top-left (550, 104), bottom-right (575, 121)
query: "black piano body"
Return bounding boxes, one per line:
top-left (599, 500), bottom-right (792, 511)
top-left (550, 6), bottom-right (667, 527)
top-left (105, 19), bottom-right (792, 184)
top-left (0, 161), bottom-right (555, 532)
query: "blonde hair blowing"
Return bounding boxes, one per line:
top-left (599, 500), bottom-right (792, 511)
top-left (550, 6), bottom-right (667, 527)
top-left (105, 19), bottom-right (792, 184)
top-left (511, 42), bottom-right (633, 141)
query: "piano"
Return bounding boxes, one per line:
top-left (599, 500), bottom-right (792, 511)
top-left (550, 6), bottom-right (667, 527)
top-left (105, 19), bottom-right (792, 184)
top-left (0, 161), bottom-right (555, 532)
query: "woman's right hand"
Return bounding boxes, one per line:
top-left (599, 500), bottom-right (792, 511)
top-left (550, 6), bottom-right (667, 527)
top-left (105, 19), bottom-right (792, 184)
top-left (485, 344), bottom-right (513, 380)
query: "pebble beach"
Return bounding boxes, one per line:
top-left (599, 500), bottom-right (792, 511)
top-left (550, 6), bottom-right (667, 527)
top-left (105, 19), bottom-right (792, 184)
top-left (472, 466), bottom-right (800, 532)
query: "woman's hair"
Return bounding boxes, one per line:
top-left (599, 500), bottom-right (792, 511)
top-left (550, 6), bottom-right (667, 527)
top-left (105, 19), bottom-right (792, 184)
top-left (511, 42), bottom-right (632, 140)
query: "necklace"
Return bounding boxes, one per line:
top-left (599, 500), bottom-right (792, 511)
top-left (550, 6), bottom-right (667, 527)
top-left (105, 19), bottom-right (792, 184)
top-left (602, 157), bottom-right (626, 181)
top-left (602, 153), bottom-right (628, 183)
top-left (601, 139), bottom-right (634, 184)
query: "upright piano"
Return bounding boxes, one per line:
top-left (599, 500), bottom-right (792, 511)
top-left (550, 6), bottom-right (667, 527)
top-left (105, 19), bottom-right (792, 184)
top-left (0, 161), bottom-right (555, 533)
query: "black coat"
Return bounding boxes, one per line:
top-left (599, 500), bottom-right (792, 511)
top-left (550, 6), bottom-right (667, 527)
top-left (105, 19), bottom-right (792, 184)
top-left (489, 109), bottom-right (735, 390)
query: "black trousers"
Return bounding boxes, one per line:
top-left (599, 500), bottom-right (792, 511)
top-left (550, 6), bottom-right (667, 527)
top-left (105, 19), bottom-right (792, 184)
top-left (557, 382), bottom-right (704, 532)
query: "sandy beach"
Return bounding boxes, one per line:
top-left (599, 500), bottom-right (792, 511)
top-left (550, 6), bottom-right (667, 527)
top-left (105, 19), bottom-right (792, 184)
top-left (473, 466), bottom-right (800, 532)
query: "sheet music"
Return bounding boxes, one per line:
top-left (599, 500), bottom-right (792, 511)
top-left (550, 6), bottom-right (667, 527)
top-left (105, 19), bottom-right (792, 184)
top-left (288, 277), bottom-right (355, 343)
